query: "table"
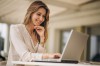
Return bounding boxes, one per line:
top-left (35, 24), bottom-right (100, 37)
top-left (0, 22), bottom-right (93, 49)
top-left (12, 61), bottom-right (100, 66)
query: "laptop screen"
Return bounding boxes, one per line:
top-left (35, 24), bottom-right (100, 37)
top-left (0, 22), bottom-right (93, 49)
top-left (60, 29), bottom-right (89, 61)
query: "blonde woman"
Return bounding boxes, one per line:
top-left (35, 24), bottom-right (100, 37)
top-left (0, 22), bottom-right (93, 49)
top-left (7, 1), bottom-right (61, 66)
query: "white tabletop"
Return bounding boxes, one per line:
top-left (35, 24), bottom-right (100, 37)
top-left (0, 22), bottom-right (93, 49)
top-left (12, 61), bottom-right (100, 66)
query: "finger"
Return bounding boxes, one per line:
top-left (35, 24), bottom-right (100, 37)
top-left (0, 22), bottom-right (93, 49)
top-left (34, 26), bottom-right (43, 28)
top-left (34, 26), bottom-right (42, 30)
top-left (54, 55), bottom-right (60, 59)
top-left (36, 27), bottom-right (43, 30)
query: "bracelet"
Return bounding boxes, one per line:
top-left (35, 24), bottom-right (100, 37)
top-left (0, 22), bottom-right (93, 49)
top-left (40, 42), bottom-right (44, 47)
top-left (40, 42), bottom-right (44, 44)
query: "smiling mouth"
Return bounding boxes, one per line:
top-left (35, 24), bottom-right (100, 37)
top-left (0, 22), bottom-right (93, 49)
top-left (36, 22), bottom-right (41, 25)
top-left (33, 20), bottom-right (41, 26)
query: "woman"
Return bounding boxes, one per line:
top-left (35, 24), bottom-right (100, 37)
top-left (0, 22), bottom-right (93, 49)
top-left (7, 1), bottom-right (61, 66)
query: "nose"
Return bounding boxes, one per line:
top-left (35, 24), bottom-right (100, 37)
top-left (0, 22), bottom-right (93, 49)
top-left (40, 16), bottom-right (44, 22)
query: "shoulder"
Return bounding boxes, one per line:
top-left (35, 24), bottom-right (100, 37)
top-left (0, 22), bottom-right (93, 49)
top-left (10, 24), bottom-right (25, 33)
top-left (10, 24), bottom-right (25, 28)
top-left (10, 24), bottom-right (25, 31)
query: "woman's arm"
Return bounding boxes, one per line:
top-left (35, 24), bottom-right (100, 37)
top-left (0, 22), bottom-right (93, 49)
top-left (10, 25), bottom-right (44, 61)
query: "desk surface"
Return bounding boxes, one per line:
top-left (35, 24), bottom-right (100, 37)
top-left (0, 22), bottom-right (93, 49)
top-left (12, 61), bottom-right (100, 66)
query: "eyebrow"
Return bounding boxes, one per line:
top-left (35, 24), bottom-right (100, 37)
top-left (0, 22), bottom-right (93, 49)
top-left (37, 12), bottom-right (46, 16)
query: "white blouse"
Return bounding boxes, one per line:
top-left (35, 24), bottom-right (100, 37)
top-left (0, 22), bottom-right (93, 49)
top-left (6, 24), bottom-right (46, 66)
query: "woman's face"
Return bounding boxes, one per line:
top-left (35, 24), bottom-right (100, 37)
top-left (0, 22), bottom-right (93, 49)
top-left (31, 7), bottom-right (46, 26)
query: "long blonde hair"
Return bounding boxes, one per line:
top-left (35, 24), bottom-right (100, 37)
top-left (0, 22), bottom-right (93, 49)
top-left (23, 0), bottom-right (50, 43)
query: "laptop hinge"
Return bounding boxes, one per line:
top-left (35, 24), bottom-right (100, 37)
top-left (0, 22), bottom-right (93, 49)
top-left (61, 60), bottom-right (78, 63)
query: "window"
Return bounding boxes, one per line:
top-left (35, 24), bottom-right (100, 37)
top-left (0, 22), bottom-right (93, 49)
top-left (60, 29), bottom-right (71, 53)
top-left (0, 23), bottom-right (10, 59)
top-left (0, 23), bottom-right (7, 51)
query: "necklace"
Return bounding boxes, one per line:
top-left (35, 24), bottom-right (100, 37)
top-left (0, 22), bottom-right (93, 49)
top-left (25, 25), bottom-right (39, 53)
top-left (30, 36), bottom-right (39, 53)
top-left (35, 43), bottom-right (39, 53)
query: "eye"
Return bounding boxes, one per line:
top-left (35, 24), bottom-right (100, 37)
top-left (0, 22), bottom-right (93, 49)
top-left (43, 15), bottom-right (45, 18)
top-left (37, 13), bottom-right (41, 16)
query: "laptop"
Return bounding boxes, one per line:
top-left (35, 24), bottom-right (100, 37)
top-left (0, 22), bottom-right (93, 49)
top-left (33, 29), bottom-right (89, 63)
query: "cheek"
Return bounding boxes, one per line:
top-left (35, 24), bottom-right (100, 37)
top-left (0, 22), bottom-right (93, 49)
top-left (31, 15), bottom-right (37, 22)
top-left (43, 18), bottom-right (45, 22)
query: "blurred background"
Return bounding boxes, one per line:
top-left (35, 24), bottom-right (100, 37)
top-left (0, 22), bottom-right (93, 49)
top-left (0, 0), bottom-right (100, 65)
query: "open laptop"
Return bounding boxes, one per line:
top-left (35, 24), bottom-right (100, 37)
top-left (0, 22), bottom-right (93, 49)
top-left (33, 29), bottom-right (89, 63)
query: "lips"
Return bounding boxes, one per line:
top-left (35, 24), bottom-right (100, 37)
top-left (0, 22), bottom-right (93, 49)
top-left (35, 19), bottom-right (43, 26)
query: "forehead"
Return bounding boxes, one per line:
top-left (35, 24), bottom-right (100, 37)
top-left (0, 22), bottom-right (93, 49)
top-left (36, 7), bottom-right (46, 15)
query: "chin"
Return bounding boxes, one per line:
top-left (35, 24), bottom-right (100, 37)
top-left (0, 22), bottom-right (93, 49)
top-left (35, 25), bottom-right (39, 26)
top-left (34, 23), bottom-right (40, 26)
top-left (37, 24), bottom-right (41, 26)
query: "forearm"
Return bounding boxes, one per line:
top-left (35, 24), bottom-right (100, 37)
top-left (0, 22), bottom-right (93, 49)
top-left (40, 36), bottom-right (45, 47)
top-left (42, 53), bottom-right (61, 59)
top-left (42, 53), bottom-right (49, 59)
top-left (21, 52), bottom-right (43, 61)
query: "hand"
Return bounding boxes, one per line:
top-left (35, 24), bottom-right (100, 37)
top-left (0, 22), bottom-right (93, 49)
top-left (49, 53), bottom-right (61, 59)
top-left (34, 26), bottom-right (45, 44)
top-left (34, 26), bottom-right (45, 37)
top-left (42, 53), bottom-right (61, 59)
top-left (52, 53), bottom-right (61, 59)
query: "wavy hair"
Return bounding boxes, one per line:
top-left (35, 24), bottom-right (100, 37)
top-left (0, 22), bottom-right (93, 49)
top-left (23, 0), bottom-right (50, 43)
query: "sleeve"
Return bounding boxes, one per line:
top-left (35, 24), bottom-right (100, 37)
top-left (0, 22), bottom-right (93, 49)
top-left (10, 25), bottom-right (44, 61)
top-left (37, 44), bottom-right (46, 53)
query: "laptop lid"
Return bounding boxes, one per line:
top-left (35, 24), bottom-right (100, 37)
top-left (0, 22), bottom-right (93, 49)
top-left (60, 29), bottom-right (89, 61)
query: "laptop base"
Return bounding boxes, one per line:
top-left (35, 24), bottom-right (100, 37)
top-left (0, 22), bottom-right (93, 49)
top-left (34, 60), bottom-right (78, 64)
top-left (61, 60), bottom-right (78, 63)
